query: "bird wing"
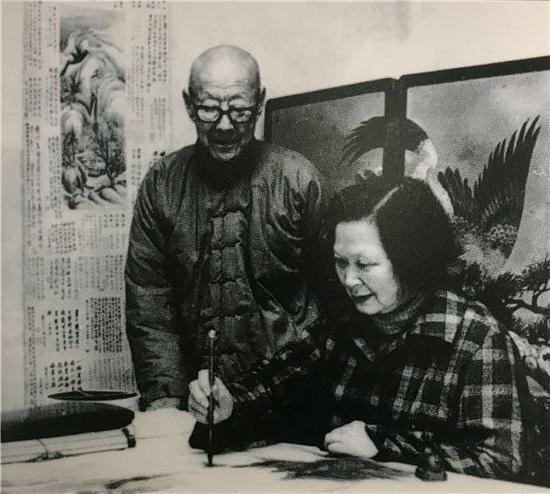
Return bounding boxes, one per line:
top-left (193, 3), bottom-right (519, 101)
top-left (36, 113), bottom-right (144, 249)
top-left (474, 116), bottom-right (541, 231)
top-left (340, 117), bottom-right (430, 166)
top-left (438, 116), bottom-right (541, 229)
top-left (340, 116), bottom-right (388, 166)
top-left (437, 167), bottom-right (477, 223)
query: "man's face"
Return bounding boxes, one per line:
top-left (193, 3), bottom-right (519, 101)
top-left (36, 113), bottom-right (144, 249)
top-left (185, 75), bottom-right (264, 163)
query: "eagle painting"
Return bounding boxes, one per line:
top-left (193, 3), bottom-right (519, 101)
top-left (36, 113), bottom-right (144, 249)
top-left (340, 115), bottom-right (549, 391)
top-left (340, 116), bottom-right (454, 215)
top-left (438, 116), bottom-right (541, 277)
top-left (340, 115), bottom-right (542, 278)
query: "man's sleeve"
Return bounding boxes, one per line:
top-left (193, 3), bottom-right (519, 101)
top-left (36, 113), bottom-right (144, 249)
top-left (189, 331), bottom-right (328, 451)
top-left (296, 160), bottom-right (329, 308)
top-left (301, 163), bottom-right (326, 246)
top-left (125, 165), bottom-right (188, 410)
top-left (364, 330), bottom-right (526, 480)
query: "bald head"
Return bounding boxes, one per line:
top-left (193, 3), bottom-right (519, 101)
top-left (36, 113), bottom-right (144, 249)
top-left (184, 45), bottom-right (266, 163)
top-left (189, 45), bottom-right (261, 96)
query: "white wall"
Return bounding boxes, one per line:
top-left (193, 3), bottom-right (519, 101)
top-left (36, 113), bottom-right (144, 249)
top-left (167, 1), bottom-right (550, 149)
top-left (2, 0), bottom-right (549, 408)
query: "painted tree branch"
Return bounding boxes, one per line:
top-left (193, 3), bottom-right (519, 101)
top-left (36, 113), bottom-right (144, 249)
top-left (507, 298), bottom-right (549, 316)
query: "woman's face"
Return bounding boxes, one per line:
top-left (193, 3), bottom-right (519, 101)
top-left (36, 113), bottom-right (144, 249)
top-left (334, 220), bottom-right (402, 315)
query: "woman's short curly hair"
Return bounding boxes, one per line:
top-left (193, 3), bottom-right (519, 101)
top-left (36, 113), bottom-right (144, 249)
top-left (325, 173), bottom-right (460, 292)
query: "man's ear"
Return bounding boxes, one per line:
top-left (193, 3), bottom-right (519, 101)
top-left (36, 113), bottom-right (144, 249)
top-left (182, 90), bottom-right (194, 120)
top-left (256, 87), bottom-right (267, 116)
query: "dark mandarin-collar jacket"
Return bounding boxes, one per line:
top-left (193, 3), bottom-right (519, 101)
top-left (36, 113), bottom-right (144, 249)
top-left (125, 140), bottom-right (326, 408)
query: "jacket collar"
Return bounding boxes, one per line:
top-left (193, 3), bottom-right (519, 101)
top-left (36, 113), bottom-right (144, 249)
top-left (191, 139), bottom-right (260, 189)
top-left (346, 290), bottom-right (458, 364)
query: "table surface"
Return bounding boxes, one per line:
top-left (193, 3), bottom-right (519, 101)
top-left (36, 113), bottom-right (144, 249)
top-left (1, 409), bottom-right (546, 493)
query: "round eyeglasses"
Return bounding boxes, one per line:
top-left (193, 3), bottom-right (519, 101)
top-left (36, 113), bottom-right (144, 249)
top-left (194, 105), bottom-right (257, 124)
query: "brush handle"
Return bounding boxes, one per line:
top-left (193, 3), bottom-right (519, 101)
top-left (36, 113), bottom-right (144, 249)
top-left (207, 330), bottom-right (217, 467)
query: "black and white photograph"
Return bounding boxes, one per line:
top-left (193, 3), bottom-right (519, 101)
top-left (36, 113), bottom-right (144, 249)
top-left (2, 1), bottom-right (549, 493)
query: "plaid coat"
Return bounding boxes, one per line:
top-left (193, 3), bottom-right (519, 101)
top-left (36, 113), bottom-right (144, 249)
top-left (191, 290), bottom-right (528, 481)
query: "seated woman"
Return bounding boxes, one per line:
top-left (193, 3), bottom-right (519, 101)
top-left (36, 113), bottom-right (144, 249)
top-left (188, 175), bottom-right (529, 482)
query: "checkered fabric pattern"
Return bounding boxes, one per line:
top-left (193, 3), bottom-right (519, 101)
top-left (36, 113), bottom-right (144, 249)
top-left (225, 290), bottom-right (527, 480)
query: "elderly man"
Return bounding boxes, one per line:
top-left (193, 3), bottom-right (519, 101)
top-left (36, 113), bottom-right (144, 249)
top-left (125, 45), bottom-right (325, 411)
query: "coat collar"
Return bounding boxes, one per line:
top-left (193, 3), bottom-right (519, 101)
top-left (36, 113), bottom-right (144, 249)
top-left (190, 139), bottom-right (261, 189)
top-left (346, 290), bottom-right (461, 364)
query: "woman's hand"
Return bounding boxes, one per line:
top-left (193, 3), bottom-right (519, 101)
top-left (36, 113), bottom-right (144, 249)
top-left (323, 421), bottom-right (379, 459)
top-left (188, 369), bottom-right (234, 424)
